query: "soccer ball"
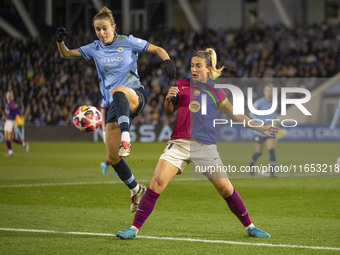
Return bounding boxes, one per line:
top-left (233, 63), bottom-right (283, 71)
top-left (73, 105), bottom-right (102, 132)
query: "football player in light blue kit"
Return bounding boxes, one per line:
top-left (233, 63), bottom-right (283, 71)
top-left (329, 98), bottom-right (340, 133)
top-left (248, 84), bottom-right (278, 178)
top-left (329, 98), bottom-right (340, 166)
top-left (56, 6), bottom-right (176, 212)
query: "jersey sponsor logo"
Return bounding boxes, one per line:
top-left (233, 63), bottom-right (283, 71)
top-left (118, 47), bottom-right (124, 52)
top-left (189, 101), bottom-right (201, 113)
top-left (192, 83), bottom-right (222, 112)
top-left (100, 57), bottom-right (123, 63)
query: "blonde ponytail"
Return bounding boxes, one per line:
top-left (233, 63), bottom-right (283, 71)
top-left (195, 48), bottom-right (224, 80)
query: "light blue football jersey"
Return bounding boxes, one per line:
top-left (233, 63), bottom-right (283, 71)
top-left (78, 34), bottom-right (150, 108)
top-left (249, 97), bottom-right (278, 137)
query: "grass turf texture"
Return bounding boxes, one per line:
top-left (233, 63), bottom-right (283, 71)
top-left (0, 142), bottom-right (339, 254)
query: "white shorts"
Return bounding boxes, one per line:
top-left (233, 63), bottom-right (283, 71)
top-left (4, 119), bottom-right (17, 132)
top-left (159, 139), bottom-right (224, 176)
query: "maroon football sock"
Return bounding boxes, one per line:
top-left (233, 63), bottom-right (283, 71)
top-left (6, 140), bottom-right (12, 150)
top-left (132, 187), bottom-right (160, 229)
top-left (224, 189), bottom-right (252, 227)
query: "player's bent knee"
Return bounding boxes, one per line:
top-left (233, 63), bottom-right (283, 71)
top-left (107, 156), bottom-right (121, 165)
top-left (149, 178), bottom-right (166, 194)
top-left (221, 187), bottom-right (234, 198)
top-left (112, 86), bottom-right (127, 95)
top-left (215, 183), bottom-right (234, 198)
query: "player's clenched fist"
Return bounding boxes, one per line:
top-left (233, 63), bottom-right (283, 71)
top-left (56, 27), bottom-right (68, 43)
top-left (166, 87), bottom-right (179, 101)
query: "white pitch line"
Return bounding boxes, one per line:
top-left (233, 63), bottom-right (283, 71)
top-left (2, 173), bottom-right (337, 188)
top-left (0, 228), bottom-right (339, 251)
top-left (0, 178), bottom-right (202, 188)
top-left (0, 180), bottom-right (120, 188)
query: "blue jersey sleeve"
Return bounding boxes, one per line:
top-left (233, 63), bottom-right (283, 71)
top-left (78, 43), bottom-right (94, 61)
top-left (127, 35), bottom-right (150, 54)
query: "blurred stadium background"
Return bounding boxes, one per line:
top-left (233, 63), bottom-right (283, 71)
top-left (0, 0), bottom-right (340, 142)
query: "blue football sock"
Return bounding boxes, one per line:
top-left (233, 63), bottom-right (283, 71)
top-left (113, 91), bottom-right (130, 133)
top-left (250, 153), bottom-right (261, 166)
top-left (112, 159), bottom-right (138, 189)
top-left (269, 149), bottom-right (276, 173)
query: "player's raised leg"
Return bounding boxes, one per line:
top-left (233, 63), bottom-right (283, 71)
top-left (106, 122), bottom-right (145, 212)
top-left (209, 175), bottom-right (270, 238)
top-left (112, 86), bottom-right (139, 157)
top-left (116, 159), bottom-right (178, 239)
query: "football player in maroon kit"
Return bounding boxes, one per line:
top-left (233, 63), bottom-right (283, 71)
top-left (4, 91), bottom-right (29, 156)
top-left (117, 48), bottom-right (278, 239)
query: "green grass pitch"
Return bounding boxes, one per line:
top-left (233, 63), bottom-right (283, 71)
top-left (0, 141), bottom-right (339, 254)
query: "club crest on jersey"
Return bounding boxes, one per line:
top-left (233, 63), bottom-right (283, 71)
top-left (189, 101), bottom-right (201, 113)
top-left (118, 47), bottom-right (124, 52)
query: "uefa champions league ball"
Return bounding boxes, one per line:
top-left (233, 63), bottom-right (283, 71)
top-left (73, 105), bottom-right (102, 132)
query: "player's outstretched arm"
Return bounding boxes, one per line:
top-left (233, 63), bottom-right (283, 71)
top-left (56, 27), bottom-right (82, 60)
top-left (146, 44), bottom-right (176, 79)
top-left (221, 103), bottom-right (279, 137)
